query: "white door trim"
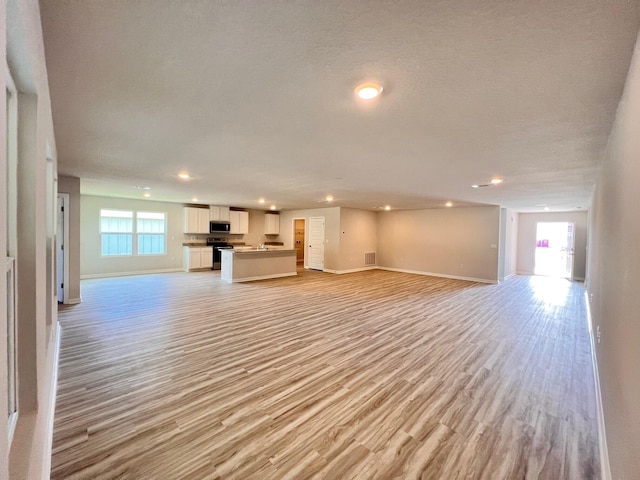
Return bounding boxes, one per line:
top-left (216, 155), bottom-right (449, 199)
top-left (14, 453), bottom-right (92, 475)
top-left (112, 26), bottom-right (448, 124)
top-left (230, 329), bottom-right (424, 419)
top-left (291, 217), bottom-right (306, 268)
top-left (57, 193), bottom-right (70, 304)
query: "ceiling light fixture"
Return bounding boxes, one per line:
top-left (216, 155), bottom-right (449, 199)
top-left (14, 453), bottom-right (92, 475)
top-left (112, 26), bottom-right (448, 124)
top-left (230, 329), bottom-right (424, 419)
top-left (192, 197), bottom-right (198, 202)
top-left (471, 184), bottom-right (480, 188)
top-left (446, 201), bottom-right (453, 207)
top-left (326, 195), bottom-right (334, 202)
top-left (270, 205), bottom-right (276, 210)
top-left (355, 83), bottom-right (383, 100)
top-left (178, 172), bottom-right (190, 180)
top-left (384, 205), bottom-right (391, 211)
top-left (490, 178), bottom-right (504, 185)
top-left (544, 206), bottom-right (550, 211)
top-left (258, 198), bottom-right (265, 204)
top-left (143, 192), bottom-right (151, 198)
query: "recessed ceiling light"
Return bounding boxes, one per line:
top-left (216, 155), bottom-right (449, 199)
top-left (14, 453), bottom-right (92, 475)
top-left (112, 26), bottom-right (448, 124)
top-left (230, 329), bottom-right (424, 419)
top-left (270, 205), bottom-right (276, 210)
top-left (258, 198), bottom-right (265, 204)
top-left (471, 184), bottom-right (480, 188)
top-left (446, 201), bottom-right (453, 207)
top-left (134, 185), bottom-right (151, 190)
top-left (143, 192), bottom-right (151, 198)
top-left (355, 83), bottom-right (383, 100)
top-left (192, 197), bottom-right (198, 202)
top-left (178, 172), bottom-right (190, 180)
top-left (326, 195), bottom-right (333, 202)
top-left (384, 205), bottom-right (391, 211)
top-left (544, 206), bottom-right (550, 211)
top-left (490, 178), bottom-right (504, 185)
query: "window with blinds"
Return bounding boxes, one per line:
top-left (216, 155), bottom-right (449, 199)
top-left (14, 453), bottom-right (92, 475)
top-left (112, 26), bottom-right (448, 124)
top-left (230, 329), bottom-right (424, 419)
top-left (137, 212), bottom-right (166, 255)
top-left (100, 209), bottom-right (133, 255)
top-left (100, 209), bottom-right (167, 256)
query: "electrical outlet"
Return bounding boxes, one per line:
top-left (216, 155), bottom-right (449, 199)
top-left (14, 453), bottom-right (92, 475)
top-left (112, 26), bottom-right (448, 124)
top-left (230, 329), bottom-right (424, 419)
top-left (596, 325), bottom-right (601, 344)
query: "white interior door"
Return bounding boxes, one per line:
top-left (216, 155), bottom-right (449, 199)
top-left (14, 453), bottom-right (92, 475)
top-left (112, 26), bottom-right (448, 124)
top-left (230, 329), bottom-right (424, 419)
top-left (308, 217), bottom-right (325, 271)
top-left (565, 222), bottom-right (575, 280)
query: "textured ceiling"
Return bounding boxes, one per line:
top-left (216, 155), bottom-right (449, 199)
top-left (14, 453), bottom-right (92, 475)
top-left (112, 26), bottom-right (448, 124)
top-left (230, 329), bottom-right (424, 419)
top-left (39, 0), bottom-right (640, 212)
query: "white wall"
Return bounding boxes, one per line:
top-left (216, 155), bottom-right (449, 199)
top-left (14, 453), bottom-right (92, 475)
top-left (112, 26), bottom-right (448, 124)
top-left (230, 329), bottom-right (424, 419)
top-left (278, 207), bottom-right (340, 271)
top-left (2, 1), bottom-right (60, 478)
top-left (377, 206), bottom-right (501, 283)
top-left (516, 211), bottom-right (588, 280)
top-left (0, 2), bottom-right (8, 476)
top-left (587, 31), bottom-right (640, 480)
top-left (81, 195), bottom-right (186, 277)
top-left (337, 208), bottom-right (378, 272)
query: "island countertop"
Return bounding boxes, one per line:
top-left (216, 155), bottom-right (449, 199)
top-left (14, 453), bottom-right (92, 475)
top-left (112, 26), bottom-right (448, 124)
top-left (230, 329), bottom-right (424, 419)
top-left (230, 248), bottom-right (296, 255)
top-left (221, 249), bottom-right (297, 283)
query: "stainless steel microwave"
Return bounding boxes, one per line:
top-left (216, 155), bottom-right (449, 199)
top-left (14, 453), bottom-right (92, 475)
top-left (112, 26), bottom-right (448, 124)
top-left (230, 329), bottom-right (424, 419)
top-left (210, 221), bottom-right (231, 233)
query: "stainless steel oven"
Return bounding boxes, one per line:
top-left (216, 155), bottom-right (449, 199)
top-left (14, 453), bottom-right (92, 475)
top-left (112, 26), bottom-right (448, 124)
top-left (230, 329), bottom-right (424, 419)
top-left (206, 237), bottom-right (232, 270)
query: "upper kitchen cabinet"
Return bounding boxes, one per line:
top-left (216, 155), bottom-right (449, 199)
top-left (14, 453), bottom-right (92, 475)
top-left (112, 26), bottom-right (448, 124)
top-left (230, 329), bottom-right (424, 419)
top-left (229, 210), bottom-right (249, 234)
top-left (184, 207), bottom-right (210, 234)
top-left (209, 205), bottom-right (230, 222)
top-left (264, 213), bottom-right (280, 235)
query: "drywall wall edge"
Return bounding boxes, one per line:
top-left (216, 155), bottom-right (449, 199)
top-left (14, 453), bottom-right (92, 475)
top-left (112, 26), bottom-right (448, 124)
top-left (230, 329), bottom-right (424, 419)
top-left (585, 291), bottom-right (611, 480)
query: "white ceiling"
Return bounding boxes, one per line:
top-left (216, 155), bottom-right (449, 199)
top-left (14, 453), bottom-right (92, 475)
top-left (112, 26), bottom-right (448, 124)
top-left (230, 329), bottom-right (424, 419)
top-left (39, 0), bottom-right (640, 212)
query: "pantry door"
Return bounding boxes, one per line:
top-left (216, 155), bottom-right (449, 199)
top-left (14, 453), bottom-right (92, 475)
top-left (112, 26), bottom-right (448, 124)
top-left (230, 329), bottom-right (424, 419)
top-left (308, 217), bottom-right (325, 271)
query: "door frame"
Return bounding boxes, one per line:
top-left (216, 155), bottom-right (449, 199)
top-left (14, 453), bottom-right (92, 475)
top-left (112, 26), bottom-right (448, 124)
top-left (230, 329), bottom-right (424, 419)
top-left (291, 217), bottom-right (306, 267)
top-left (57, 193), bottom-right (70, 303)
top-left (534, 220), bottom-right (575, 280)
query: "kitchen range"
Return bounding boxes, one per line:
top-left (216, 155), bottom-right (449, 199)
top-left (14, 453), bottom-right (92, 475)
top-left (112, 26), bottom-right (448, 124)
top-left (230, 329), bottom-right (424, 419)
top-left (206, 237), bottom-right (233, 270)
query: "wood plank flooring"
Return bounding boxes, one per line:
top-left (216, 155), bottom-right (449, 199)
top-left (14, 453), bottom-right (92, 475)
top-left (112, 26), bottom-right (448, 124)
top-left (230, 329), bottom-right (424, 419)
top-left (52, 270), bottom-right (600, 479)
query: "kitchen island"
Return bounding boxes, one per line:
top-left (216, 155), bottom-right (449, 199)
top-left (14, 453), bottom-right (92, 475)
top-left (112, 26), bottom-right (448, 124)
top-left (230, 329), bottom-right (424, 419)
top-left (220, 249), bottom-right (297, 283)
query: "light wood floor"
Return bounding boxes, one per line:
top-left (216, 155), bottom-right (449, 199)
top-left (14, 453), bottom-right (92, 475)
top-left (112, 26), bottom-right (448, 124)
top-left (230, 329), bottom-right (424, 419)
top-left (52, 270), bottom-right (600, 479)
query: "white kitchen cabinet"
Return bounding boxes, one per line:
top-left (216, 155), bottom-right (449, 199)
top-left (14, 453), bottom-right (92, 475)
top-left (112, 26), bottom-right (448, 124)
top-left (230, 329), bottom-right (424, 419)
top-left (264, 213), bottom-right (280, 235)
top-left (183, 246), bottom-right (213, 271)
top-left (229, 210), bottom-right (249, 234)
top-left (184, 207), bottom-right (210, 234)
top-left (209, 205), bottom-right (230, 222)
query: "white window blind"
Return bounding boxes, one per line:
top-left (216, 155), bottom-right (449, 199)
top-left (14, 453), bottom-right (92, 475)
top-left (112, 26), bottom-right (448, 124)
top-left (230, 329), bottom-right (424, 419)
top-left (100, 209), bottom-right (133, 256)
top-left (137, 212), bottom-right (166, 255)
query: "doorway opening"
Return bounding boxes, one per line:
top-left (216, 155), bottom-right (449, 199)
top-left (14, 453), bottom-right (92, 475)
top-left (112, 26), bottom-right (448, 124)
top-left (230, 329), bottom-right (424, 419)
top-left (534, 222), bottom-right (575, 279)
top-left (294, 218), bottom-right (305, 266)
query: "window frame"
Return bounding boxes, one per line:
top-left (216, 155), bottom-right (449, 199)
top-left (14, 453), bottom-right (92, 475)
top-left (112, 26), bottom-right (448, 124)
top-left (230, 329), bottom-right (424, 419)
top-left (99, 209), bottom-right (168, 257)
top-left (136, 211), bottom-right (167, 256)
top-left (100, 209), bottom-right (134, 257)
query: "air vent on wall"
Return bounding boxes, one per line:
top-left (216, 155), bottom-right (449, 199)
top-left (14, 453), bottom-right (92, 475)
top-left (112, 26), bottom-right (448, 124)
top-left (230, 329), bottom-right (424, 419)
top-left (364, 252), bottom-right (376, 266)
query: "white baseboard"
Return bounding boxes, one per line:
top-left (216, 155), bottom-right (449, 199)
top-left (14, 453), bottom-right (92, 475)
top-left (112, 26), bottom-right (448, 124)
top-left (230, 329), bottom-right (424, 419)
top-left (503, 272), bottom-right (517, 281)
top-left (226, 272), bottom-right (298, 283)
top-left (40, 322), bottom-right (61, 479)
top-left (324, 266), bottom-right (378, 275)
top-left (573, 276), bottom-right (585, 282)
top-left (377, 267), bottom-right (497, 284)
top-left (584, 292), bottom-right (611, 480)
top-left (81, 268), bottom-right (183, 279)
top-left (516, 270), bottom-right (532, 275)
top-left (65, 297), bottom-right (82, 305)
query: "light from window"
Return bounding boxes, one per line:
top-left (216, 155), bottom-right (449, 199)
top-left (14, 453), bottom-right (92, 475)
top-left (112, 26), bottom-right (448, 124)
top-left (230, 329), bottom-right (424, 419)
top-left (100, 209), bottom-right (133, 256)
top-left (137, 212), bottom-right (166, 255)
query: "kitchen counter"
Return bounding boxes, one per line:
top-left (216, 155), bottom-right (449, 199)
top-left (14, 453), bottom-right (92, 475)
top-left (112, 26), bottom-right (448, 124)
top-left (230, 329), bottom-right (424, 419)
top-left (221, 249), bottom-right (297, 283)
